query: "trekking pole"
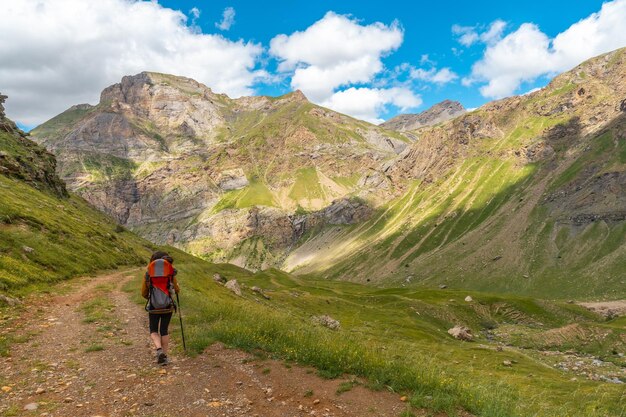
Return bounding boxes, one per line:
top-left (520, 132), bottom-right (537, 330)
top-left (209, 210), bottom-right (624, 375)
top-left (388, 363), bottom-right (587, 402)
top-left (176, 293), bottom-right (187, 352)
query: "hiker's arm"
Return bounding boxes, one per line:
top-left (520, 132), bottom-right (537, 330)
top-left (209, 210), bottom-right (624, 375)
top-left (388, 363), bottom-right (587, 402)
top-left (172, 276), bottom-right (180, 294)
top-left (141, 273), bottom-right (149, 299)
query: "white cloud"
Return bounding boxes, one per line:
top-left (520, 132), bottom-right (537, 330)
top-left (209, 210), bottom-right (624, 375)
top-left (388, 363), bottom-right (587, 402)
top-left (452, 24), bottom-right (480, 47)
top-left (320, 87), bottom-right (422, 124)
top-left (270, 12), bottom-right (403, 102)
top-left (0, 0), bottom-right (262, 125)
top-left (468, 0), bottom-right (626, 98)
top-left (420, 54), bottom-right (433, 65)
top-left (268, 12), bottom-right (415, 121)
top-left (452, 20), bottom-right (506, 47)
top-left (215, 7), bottom-right (236, 31)
top-left (410, 67), bottom-right (458, 84)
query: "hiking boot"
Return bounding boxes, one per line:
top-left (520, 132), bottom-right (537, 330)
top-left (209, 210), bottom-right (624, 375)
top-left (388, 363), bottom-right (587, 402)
top-left (160, 355), bottom-right (170, 366)
top-left (156, 348), bottom-right (166, 364)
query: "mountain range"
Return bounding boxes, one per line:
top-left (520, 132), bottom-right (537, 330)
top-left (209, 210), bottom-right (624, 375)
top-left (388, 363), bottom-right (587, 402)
top-left (30, 47), bottom-right (626, 298)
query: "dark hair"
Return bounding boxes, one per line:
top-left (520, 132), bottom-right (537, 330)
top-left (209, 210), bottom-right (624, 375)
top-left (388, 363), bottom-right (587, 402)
top-left (150, 251), bottom-right (170, 262)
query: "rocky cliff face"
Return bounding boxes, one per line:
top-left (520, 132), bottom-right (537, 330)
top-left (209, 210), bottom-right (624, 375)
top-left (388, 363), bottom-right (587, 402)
top-left (380, 99), bottom-right (466, 132)
top-left (31, 73), bottom-right (405, 269)
top-left (0, 94), bottom-right (67, 197)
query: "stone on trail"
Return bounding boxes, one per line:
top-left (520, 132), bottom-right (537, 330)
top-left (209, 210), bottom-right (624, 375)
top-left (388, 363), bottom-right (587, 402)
top-left (448, 325), bottom-right (473, 341)
top-left (464, 295), bottom-right (473, 302)
top-left (23, 403), bottom-right (38, 411)
top-left (225, 279), bottom-right (242, 296)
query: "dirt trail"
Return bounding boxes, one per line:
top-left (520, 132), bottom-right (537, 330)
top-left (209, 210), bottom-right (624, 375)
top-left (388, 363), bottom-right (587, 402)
top-left (0, 270), bottom-right (407, 417)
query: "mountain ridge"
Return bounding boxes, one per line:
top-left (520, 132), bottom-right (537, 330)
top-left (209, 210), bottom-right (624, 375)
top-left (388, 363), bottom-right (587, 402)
top-left (31, 71), bottom-right (409, 270)
top-left (381, 99), bottom-right (466, 132)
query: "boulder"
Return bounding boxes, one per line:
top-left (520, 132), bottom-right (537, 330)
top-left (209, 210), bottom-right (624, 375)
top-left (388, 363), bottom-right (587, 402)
top-left (448, 325), bottom-right (473, 341)
top-left (251, 286), bottom-right (270, 300)
top-left (464, 295), bottom-right (473, 302)
top-left (0, 294), bottom-right (21, 306)
top-left (225, 279), bottom-right (242, 296)
top-left (213, 273), bottom-right (227, 284)
top-left (312, 315), bottom-right (341, 330)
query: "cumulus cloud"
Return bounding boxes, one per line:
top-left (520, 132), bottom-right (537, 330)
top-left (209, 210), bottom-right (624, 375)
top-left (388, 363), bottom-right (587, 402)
top-left (215, 7), bottom-right (236, 31)
top-left (269, 12), bottom-right (402, 100)
top-left (0, 0), bottom-right (263, 125)
top-left (269, 12), bottom-right (416, 121)
top-left (321, 87), bottom-right (422, 124)
top-left (467, 0), bottom-right (626, 98)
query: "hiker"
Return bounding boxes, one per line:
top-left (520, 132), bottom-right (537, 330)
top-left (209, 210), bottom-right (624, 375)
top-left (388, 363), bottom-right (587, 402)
top-left (142, 251), bottom-right (180, 364)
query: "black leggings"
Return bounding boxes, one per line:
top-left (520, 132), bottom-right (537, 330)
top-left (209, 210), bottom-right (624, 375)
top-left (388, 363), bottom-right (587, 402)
top-left (149, 312), bottom-right (172, 336)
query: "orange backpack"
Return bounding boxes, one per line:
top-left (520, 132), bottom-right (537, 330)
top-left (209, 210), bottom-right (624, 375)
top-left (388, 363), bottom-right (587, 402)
top-left (145, 259), bottom-right (176, 314)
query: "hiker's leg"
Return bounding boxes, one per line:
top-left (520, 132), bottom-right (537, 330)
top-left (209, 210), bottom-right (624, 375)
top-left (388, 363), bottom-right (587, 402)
top-left (159, 313), bottom-right (173, 354)
top-left (150, 332), bottom-right (162, 349)
top-left (149, 314), bottom-right (162, 349)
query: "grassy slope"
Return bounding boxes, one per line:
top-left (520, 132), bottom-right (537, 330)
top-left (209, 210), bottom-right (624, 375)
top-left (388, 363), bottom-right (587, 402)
top-left (121, 259), bottom-right (625, 417)
top-left (0, 174), bottom-right (153, 295)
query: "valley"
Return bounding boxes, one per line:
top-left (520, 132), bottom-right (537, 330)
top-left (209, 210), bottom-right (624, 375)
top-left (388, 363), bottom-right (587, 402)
top-left (1, 44), bottom-right (625, 417)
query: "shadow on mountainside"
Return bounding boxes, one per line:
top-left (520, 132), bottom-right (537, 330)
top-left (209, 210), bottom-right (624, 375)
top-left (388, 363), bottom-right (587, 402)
top-left (313, 112), bottom-right (626, 299)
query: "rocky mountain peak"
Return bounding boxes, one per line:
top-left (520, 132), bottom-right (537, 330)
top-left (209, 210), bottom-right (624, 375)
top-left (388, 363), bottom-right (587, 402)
top-left (289, 89), bottom-right (308, 101)
top-left (68, 103), bottom-right (94, 112)
top-left (381, 99), bottom-right (466, 132)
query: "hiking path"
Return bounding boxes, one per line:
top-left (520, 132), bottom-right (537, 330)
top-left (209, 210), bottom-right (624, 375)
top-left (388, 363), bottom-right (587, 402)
top-left (0, 270), bottom-right (408, 417)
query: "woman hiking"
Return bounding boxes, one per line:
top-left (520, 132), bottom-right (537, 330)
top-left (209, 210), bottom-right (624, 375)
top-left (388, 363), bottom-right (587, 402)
top-left (142, 251), bottom-right (180, 365)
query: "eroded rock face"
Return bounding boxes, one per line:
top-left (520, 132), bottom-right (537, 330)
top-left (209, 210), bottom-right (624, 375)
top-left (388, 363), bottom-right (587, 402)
top-left (30, 72), bottom-right (401, 267)
top-left (218, 169), bottom-right (248, 190)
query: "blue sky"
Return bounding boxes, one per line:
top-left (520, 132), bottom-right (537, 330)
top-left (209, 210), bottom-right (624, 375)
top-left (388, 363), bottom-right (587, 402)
top-left (2, 0), bottom-right (625, 128)
top-left (162, 0), bottom-right (604, 110)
